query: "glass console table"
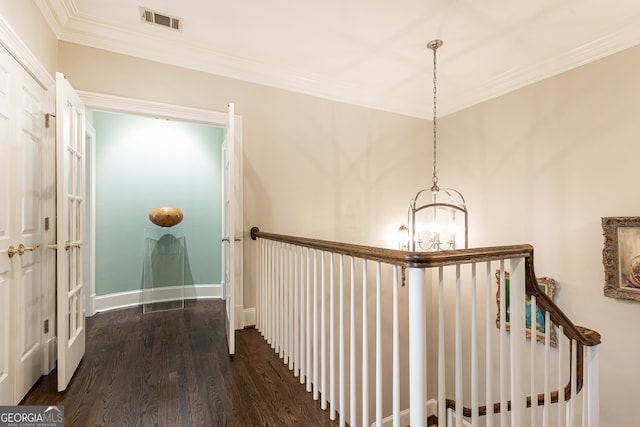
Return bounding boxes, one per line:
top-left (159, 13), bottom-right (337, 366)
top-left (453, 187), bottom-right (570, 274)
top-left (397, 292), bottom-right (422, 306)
top-left (142, 226), bottom-right (185, 313)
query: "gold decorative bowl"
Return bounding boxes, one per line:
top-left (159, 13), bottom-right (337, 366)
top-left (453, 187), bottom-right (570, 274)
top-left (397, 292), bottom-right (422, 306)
top-left (148, 206), bottom-right (184, 227)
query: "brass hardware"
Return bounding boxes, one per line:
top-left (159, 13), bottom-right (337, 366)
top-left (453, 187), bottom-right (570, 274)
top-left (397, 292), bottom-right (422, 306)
top-left (17, 243), bottom-right (39, 255)
top-left (45, 113), bottom-right (56, 129)
top-left (234, 238), bottom-right (241, 242)
top-left (221, 237), bottom-right (230, 243)
top-left (7, 244), bottom-right (39, 258)
top-left (64, 241), bottom-right (81, 250)
top-left (7, 245), bottom-right (18, 258)
top-left (47, 242), bottom-right (81, 250)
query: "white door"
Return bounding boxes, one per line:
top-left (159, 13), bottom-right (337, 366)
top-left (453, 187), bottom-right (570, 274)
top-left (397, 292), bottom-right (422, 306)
top-left (55, 72), bottom-right (86, 391)
top-left (222, 102), bottom-right (243, 355)
top-left (0, 45), bottom-right (45, 405)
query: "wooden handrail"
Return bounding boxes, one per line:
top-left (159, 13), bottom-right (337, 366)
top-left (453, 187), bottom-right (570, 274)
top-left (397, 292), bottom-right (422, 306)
top-left (251, 227), bottom-right (600, 348)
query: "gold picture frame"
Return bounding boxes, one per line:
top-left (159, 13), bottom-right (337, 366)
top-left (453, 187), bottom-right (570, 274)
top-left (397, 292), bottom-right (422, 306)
top-left (495, 271), bottom-right (557, 347)
top-left (602, 217), bottom-right (640, 302)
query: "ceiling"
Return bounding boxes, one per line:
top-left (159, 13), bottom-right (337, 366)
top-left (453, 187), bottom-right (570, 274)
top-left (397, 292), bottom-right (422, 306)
top-left (36, 0), bottom-right (640, 118)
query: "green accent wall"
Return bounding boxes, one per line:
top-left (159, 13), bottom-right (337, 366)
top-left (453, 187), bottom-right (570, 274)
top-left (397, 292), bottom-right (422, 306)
top-left (93, 111), bottom-right (223, 295)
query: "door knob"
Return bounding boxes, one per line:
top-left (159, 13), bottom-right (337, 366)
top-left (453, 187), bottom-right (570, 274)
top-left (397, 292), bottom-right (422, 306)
top-left (17, 243), bottom-right (39, 255)
top-left (64, 241), bottom-right (81, 250)
top-left (7, 245), bottom-right (18, 258)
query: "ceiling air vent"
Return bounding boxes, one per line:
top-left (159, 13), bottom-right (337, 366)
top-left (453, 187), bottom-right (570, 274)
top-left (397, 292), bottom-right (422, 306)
top-left (140, 7), bottom-right (182, 31)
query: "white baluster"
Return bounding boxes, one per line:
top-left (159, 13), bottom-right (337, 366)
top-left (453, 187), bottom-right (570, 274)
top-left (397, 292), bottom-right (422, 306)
top-left (376, 261), bottom-right (382, 426)
top-left (277, 242), bottom-right (282, 356)
top-left (498, 261), bottom-right (508, 427)
top-left (485, 262), bottom-right (494, 427)
top-left (455, 264), bottom-right (463, 427)
top-left (362, 260), bottom-right (369, 427)
top-left (339, 255), bottom-right (345, 427)
top-left (393, 265), bottom-right (399, 427)
top-left (321, 251), bottom-right (326, 409)
top-left (544, 310), bottom-right (551, 427)
top-left (438, 267), bottom-right (445, 421)
top-left (510, 258), bottom-right (525, 427)
top-left (299, 246), bottom-right (304, 383)
top-left (306, 247), bottom-right (312, 392)
top-left (329, 253), bottom-right (336, 420)
top-left (570, 339), bottom-right (578, 427)
top-left (350, 256), bottom-right (356, 427)
top-left (313, 249), bottom-right (319, 400)
top-left (409, 267), bottom-right (426, 427)
top-left (586, 346), bottom-right (600, 427)
top-left (558, 325), bottom-right (565, 427)
top-left (471, 263), bottom-right (478, 426)
top-left (531, 295), bottom-right (538, 427)
top-left (293, 244), bottom-right (299, 374)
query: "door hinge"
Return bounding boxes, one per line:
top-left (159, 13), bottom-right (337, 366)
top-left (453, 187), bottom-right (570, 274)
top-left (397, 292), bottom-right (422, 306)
top-left (44, 319), bottom-right (49, 334)
top-left (45, 113), bottom-right (56, 129)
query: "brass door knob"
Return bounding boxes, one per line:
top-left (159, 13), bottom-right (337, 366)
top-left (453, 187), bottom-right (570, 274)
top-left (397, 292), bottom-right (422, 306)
top-left (17, 243), bottom-right (39, 255)
top-left (7, 245), bottom-right (18, 258)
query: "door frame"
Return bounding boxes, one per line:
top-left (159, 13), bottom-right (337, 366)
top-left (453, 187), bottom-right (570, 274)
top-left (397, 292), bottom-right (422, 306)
top-left (78, 91), bottom-right (244, 325)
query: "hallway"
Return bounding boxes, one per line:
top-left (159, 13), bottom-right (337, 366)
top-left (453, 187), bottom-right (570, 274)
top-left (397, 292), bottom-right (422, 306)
top-left (21, 300), bottom-right (340, 426)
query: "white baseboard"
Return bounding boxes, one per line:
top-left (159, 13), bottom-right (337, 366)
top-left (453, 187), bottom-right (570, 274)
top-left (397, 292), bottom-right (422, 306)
top-left (43, 336), bottom-right (57, 374)
top-left (243, 307), bottom-right (256, 327)
top-left (95, 284), bottom-right (222, 313)
top-left (370, 399), bottom-right (437, 427)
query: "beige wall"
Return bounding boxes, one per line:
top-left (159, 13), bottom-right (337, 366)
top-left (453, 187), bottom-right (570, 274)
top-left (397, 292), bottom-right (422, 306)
top-left (443, 44), bottom-right (640, 424)
top-left (57, 41), bottom-right (430, 310)
top-left (0, 0), bottom-right (57, 76)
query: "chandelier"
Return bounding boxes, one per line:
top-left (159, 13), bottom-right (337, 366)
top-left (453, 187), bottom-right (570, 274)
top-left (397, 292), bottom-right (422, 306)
top-left (400, 40), bottom-right (468, 251)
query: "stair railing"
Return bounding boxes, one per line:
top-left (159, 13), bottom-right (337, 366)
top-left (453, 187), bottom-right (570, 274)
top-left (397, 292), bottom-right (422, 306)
top-left (250, 227), bottom-right (601, 427)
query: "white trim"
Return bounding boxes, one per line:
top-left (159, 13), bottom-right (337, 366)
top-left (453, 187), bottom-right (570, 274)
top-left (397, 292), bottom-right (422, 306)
top-left (77, 90), bottom-right (228, 125)
top-left (0, 12), bottom-right (54, 88)
top-left (370, 399), bottom-right (437, 427)
top-left (95, 284), bottom-right (222, 313)
top-left (43, 336), bottom-right (57, 375)
top-left (243, 307), bottom-right (256, 328)
top-left (84, 122), bottom-right (97, 317)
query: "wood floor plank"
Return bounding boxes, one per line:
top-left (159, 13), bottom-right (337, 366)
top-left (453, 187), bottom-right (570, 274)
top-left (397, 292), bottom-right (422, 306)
top-left (21, 300), bottom-right (341, 426)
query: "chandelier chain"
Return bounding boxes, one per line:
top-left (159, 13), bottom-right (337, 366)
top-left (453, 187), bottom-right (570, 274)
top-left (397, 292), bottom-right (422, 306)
top-left (430, 40), bottom-right (441, 191)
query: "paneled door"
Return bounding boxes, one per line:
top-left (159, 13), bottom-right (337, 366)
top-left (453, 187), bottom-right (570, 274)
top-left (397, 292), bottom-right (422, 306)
top-left (0, 44), bottom-right (46, 405)
top-left (55, 72), bottom-right (86, 391)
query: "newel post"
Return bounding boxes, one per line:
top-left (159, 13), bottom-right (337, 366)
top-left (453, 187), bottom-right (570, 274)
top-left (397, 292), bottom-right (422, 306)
top-left (408, 267), bottom-right (426, 426)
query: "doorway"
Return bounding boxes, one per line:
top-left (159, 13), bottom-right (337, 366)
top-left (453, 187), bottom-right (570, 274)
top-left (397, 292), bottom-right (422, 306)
top-left (86, 109), bottom-right (224, 310)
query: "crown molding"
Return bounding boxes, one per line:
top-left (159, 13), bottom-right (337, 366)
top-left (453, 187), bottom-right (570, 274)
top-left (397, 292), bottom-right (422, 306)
top-left (59, 17), bottom-right (406, 116)
top-left (444, 19), bottom-right (640, 115)
top-left (35, 0), bottom-right (76, 38)
top-left (0, 10), bottom-right (53, 88)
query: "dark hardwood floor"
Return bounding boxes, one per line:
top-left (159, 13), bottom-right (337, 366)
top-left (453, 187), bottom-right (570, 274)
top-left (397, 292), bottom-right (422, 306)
top-left (21, 300), bottom-right (340, 426)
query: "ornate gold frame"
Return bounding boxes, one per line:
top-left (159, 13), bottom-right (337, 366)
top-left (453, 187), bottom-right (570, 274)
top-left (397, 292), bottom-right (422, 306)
top-left (602, 217), bottom-right (640, 302)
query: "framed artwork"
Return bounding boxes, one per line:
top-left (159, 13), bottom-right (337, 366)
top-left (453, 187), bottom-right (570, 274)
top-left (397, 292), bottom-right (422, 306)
top-left (602, 217), bottom-right (640, 302)
top-left (495, 271), bottom-right (557, 347)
